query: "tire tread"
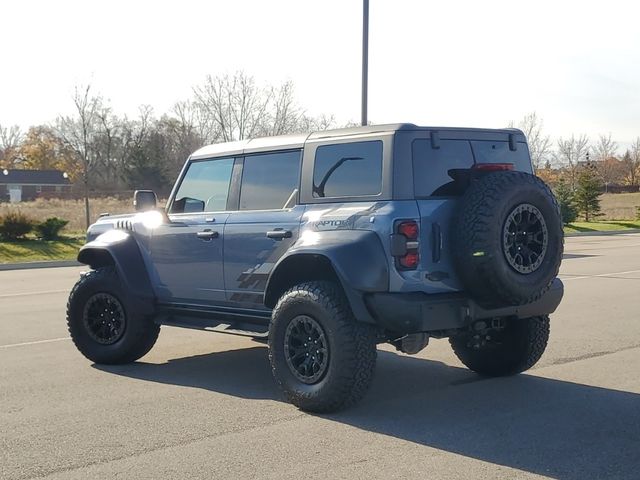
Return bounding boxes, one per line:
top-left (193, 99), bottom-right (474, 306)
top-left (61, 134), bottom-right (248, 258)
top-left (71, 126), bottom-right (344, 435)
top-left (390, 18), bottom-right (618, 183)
top-left (269, 281), bottom-right (377, 413)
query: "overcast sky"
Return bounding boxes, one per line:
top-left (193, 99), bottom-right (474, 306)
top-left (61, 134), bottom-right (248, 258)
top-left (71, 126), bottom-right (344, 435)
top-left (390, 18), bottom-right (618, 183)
top-left (1, 0), bottom-right (639, 147)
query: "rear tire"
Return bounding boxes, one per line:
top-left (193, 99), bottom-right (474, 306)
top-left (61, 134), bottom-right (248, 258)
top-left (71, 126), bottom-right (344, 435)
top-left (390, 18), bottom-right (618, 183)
top-left (268, 281), bottom-right (377, 413)
top-left (449, 315), bottom-right (550, 376)
top-left (67, 267), bottom-right (160, 364)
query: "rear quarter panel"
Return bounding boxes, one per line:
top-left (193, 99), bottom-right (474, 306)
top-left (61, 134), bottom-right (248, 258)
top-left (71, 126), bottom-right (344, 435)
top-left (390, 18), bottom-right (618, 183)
top-left (300, 200), bottom-right (462, 295)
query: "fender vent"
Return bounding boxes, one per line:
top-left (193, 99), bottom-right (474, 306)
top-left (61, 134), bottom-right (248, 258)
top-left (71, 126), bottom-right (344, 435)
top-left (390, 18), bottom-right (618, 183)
top-left (114, 219), bottom-right (133, 231)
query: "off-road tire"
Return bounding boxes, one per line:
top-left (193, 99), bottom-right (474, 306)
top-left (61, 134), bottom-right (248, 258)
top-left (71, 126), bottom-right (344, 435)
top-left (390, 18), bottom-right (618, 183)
top-left (449, 315), bottom-right (550, 376)
top-left (67, 267), bottom-right (160, 364)
top-left (268, 281), bottom-right (377, 413)
top-left (452, 171), bottom-right (563, 307)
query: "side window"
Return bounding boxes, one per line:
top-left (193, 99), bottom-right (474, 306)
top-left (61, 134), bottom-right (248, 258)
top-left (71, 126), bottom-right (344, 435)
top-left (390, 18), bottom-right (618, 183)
top-left (170, 157), bottom-right (234, 213)
top-left (239, 151), bottom-right (301, 210)
top-left (412, 139), bottom-right (474, 197)
top-left (313, 140), bottom-right (382, 198)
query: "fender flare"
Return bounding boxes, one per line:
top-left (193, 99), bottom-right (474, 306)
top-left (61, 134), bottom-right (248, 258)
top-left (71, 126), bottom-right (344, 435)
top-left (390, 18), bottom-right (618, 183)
top-left (77, 231), bottom-right (155, 316)
top-left (265, 230), bottom-right (389, 323)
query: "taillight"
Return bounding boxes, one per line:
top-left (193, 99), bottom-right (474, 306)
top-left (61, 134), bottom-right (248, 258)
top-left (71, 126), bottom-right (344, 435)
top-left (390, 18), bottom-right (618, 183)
top-left (472, 163), bottom-right (514, 172)
top-left (398, 221), bottom-right (419, 240)
top-left (392, 220), bottom-right (420, 270)
top-left (399, 251), bottom-right (419, 269)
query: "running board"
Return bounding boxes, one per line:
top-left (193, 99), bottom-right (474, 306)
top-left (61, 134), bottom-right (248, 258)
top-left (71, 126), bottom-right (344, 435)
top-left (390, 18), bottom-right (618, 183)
top-left (161, 319), bottom-right (269, 339)
top-left (155, 304), bottom-right (270, 339)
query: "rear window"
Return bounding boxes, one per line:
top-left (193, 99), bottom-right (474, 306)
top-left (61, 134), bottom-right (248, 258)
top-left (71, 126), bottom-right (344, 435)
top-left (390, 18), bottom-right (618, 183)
top-left (412, 139), bottom-right (474, 197)
top-left (313, 141), bottom-right (383, 198)
top-left (471, 141), bottom-right (532, 172)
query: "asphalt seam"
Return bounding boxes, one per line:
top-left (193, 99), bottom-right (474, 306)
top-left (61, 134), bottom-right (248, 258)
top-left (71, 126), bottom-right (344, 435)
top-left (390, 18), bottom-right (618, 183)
top-left (24, 412), bottom-right (307, 480)
top-left (446, 344), bottom-right (640, 387)
top-left (541, 343), bottom-right (640, 368)
top-left (560, 269), bottom-right (640, 281)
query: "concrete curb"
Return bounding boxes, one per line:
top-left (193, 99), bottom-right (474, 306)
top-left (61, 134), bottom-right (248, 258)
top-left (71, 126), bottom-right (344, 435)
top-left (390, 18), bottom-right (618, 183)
top-left (564, 229), bottom-right (640, 237)
top-left (0, 260), bottom-right (81, 271)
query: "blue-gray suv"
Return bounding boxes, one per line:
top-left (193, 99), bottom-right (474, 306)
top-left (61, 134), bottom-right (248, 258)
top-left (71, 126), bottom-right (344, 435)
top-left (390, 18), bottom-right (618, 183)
top-left (67, 124), bottom-right (564, 412)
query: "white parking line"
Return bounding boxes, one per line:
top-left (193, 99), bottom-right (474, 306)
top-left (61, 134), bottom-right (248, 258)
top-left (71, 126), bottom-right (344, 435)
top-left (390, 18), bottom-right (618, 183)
top-left (0, 290), bottom-right (67, 298)
top-left (0, 337), bottom-right (71, 349)
top-left (561, 269), bottom-right (640, 281)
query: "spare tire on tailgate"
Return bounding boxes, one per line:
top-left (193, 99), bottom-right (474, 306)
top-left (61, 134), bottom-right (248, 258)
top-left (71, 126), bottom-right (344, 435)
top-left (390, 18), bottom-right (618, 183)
top-left (451, 171), bottom-right (563, 307)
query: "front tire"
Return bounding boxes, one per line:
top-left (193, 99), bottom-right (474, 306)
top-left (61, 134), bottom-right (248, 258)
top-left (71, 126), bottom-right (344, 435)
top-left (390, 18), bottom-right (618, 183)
top-left (449, 315), bottom-right (550, 376)
top-left (268, 281), bottom-right (377, 413)
top-left (67, 267), bottom-right (160, 364)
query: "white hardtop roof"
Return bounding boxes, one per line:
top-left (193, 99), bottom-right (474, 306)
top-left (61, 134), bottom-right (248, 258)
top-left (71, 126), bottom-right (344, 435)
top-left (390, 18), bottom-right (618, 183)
top-left (190, 133), bottom-right (309, 159)
top-left (189, 123), bottom-right (525, 159)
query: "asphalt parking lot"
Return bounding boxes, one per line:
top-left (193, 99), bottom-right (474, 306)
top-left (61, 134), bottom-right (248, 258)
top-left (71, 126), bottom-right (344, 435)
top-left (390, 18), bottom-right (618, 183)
top-left (2, 234), bottom-right (640, 480)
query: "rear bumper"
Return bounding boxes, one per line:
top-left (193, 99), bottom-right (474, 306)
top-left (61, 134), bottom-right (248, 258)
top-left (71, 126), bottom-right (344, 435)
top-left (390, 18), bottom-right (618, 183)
top-left (364, 278), bottom-right (564, 334)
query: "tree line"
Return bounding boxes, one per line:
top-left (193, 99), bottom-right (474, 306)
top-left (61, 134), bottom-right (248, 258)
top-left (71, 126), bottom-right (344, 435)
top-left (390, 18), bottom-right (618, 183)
top-left (511, 112), bottom-right (640, 190)
top-left (0, 72), bottom-right (334, 195)
top-left (2, 79), bottom-right (639, 205)
top-left (510, 113), bottom-right (640, 223)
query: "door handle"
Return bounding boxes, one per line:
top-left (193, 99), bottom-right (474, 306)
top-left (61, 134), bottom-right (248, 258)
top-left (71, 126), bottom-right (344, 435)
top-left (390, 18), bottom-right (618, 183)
top-left (196, 229), bottom-right (219, 240)
top-left (266, 229), bottom-right (292, 240)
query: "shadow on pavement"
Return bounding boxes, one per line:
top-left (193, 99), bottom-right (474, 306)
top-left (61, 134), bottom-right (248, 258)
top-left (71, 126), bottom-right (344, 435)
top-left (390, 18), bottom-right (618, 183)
top-left (96, 346), bottom-right (640, 480)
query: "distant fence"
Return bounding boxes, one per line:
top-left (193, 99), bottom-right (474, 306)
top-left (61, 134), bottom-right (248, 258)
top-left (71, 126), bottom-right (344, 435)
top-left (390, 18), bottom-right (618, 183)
top-left (38, 190), bottom-right (135, 201)
top-left (601, 185), bottom-right (640, 194)
top-left (37, 189), bottom-right (171, 201)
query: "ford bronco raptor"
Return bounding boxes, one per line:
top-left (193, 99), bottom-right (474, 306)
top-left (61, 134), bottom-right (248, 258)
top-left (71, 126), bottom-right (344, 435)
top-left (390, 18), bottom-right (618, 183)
top-left (67, 124), bottom-right (564, 412)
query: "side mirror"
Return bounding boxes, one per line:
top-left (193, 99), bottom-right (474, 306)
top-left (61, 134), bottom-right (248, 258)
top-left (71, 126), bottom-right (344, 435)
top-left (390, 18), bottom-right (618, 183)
top-left (134, 190), bottom-right (157, 211)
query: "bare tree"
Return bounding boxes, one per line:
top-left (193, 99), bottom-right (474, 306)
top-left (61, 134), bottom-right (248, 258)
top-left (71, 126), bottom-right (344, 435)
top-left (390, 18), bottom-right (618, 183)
top-left (169, 100), bottom-right (207, 168)
top-left (510, 112), bottom-right (552, 170)
top-left (592, 134), bottom-right (621, 191)
top-left (56, 85), bottom-right (100, 229)
top-left (0, 123), bottom-right (22, 167)
top-left (193, 72), bottom-right (271, 142)
top-left (299, 113), bottom-right (335, 133)
top-left (94, 106), bottom-right (121, 187)
top-left (593, 133), bottom-right (618, 162)
top-left (192, 71), bottom-right (333, 143)
top-left (622, 138), bottom-right (640, 187)
top-left (555, 134), bottom-right (590, 188)
top-left (265, 81), bottom-right (302, 136)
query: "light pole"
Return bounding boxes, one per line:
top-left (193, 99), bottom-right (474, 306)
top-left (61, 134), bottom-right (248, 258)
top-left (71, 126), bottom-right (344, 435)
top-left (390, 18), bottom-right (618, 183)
top-left (361, 0), bottom-right (369, 126)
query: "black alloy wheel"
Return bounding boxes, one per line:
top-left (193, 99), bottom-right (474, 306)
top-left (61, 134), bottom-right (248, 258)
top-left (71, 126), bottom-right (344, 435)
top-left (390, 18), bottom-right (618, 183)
top-left (284, 315), bottom-right (329, 384)
top-left (82, 293), bottom-right (127, 345)
top-left (502, 203), bottom-right (549, 274)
